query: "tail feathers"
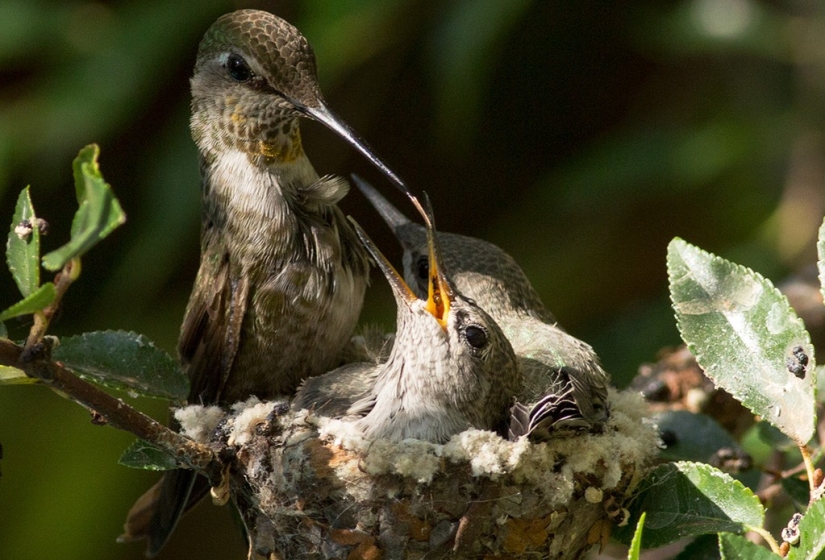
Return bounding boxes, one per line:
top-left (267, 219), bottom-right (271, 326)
top-left (509, 379), bottom-right (595, 442)
top-left (121, 469), bottom-right (207, 557)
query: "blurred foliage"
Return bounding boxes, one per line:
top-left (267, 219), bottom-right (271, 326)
top-left (1, 0), bottom-right (824, 559)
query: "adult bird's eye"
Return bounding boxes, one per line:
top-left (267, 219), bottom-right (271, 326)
top-left (227, 54), bottom-right (252, 82)
top-left (464, 325), bottom-right (488, 349)
top-left (415, 255), bottom-right (429, 281)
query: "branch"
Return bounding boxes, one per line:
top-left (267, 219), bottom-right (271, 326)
top-left (0, 337), bottom-right (222, 484)
top-left (24, 258), bottom-right (79, 354)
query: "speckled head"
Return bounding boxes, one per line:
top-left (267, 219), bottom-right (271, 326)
top-left (192, 9), bottom-right (409, 189)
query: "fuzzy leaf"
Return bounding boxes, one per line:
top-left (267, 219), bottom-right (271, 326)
top-left (620, 462), bottom-right (764, 549)
top-left (0, 282), bottom-right (56, 321)
top-left (42, 144), bottom-right (126, 271)
top-left (787, 498), bottom-right (825, 560)
top-left (718, 533), bottom-right (779, 559)
top-left (6, 186), bottom-right (40, 297)
top-left (52, 331), bottom-right (186, 400)
top-left (668, 238), bottom-right (816, 445)
top-left (0, 365), bottom-right (36, 385)
top-left (118, 439), bottom-right (177, 471)
top-left (627, 512), bottom-right (645, 560)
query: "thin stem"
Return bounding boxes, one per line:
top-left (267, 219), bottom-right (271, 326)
top-left (24, 258), bottom-right (80, 352)
top-left (801, 444), bottom-right (817, 498)
top-left (749, 526), bottom-right (782, 556)
top-left (0, 337), bottom-right (222, 485)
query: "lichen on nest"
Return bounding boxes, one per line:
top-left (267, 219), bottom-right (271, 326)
top-left (174, 388), bottom-right (659, 559)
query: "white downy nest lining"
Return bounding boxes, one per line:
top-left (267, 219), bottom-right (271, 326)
top-left (176, 389), bottom-right (660, 559)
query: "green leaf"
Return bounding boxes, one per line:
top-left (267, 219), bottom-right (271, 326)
top-left (118, 439), bottom-right (177, 471)
top-left (0, 321), bottom-right (6, 338)
top-left (719, 532), bottom-right (779, 559)
top-left (674, 534), bottom-right (720, 560)
top-left (619, 462), bottom-right (764, 549)
top-left (0, 365), bottom-right (36, 385)
top-left (781, 477), bottom-right (810, 511)
top-left (0, 282), bottom-right (56, 321)
top-left (787, 498), bottom-right (825, 560)
top-left (627, 511), bottom-right (645, 560)
top-left (52, 331), bottom-right (187, 400)
top-left (668, 238), bottom-right (816, 446)
top-left (6, 186), bottom-right (40, 297)
top-left (41, 144), bottom-right (126, 271)
top-left (655, 410), bottom-right (739, 463)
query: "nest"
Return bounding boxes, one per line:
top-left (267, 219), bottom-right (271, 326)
top-left (177, 389), bottom-right (660, 559)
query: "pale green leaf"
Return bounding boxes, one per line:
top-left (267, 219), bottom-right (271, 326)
top-left (6, 186), bottom-right (40, 297)
top-left (52, 330), bottom-right (186, 400)
top-left (668, 238), bottom-right (816, 445)
top-left (618, 462), bottom-right (764, 548)
top-left (627, 511), bottom-right (645, 560)
top-left (41, 144), bottom-right (126, 271)
top-left (718, 532), bottom-right (779, 559)
top-left (118, 439), bottom-right (177, 471)
top-left (0, 282), bottom-right (56, 321)
top-left (787, 497), bottom-right (825, 560)
top-left (0, 365), bottom-right (36, 385)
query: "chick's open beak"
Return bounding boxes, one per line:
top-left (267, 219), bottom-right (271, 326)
top-left (424, 231), bottom-right (452, 330)
top-left (349, 218), bottom-right (417, 305)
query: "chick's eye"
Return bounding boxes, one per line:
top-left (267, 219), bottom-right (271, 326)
top-left (415, 255), bottom-right (429, 281)
top-left (227, 54), bottom-right (252, 82)
top-left (464, 325), bottom-right (488, 349)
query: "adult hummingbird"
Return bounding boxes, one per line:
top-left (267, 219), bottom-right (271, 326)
top-left (351, 176), bottom-right (610, 441)
top-left (295, 203), bottom-right (521, 443)
top-left (122, 10), bottom-right (408, 555)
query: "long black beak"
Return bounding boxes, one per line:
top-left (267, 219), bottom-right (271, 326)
top-left (301, 102), bottom-right (411, 199)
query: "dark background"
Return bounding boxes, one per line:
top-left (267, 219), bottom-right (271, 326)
top-left (1, 0), bottom-right (823, 558)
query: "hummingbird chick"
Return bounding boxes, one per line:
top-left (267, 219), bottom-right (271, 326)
top-left (123, 10), bottom-right (409, 555)
top-left (295, 206), bottom-right (521, 443)
top-left (352, 176), bottom-right (610, 441)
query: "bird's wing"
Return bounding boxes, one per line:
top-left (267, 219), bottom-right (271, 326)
top-left (127, 229), bottom-right (250, 556)
top-left (294, 363), bottom-right (377, 418)
top-left (346, 391), bottom-right (378, 418)
top-left (179, 228), bottom-right (250, 404)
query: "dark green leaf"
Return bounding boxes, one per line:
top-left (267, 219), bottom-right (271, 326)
top-left (6, 186), bottom-right (40, 297)
top-left (674, 534), bottom-right (720, 560)
top-left (52, 330), bottom-right (186, 400)
top-left (668, 238), bottom-right (816, 446)
top-left (627, 511), bottom-right (645, 560)
top-left (0, 365), bottom-right (36, 385)
top-left (781, 477), bottom-right (810, 511)
top-left (0, 282), bottom-right (56, 321)
top-left (719, 532), bottom-right (779, 560)
top-left (787, 497), bottom-right (825, 560)
top-left (618, 462), bottom-right (764, 548)
top-left (0, 321), bottom-right (6, 338)
top-left (655, 410), bottom-right (739, 462)
top-left (118, 439), bottom-right (177, 471)
top-left (41, 144), bottom-right (126, 271)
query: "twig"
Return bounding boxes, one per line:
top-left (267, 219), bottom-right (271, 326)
top-left (749, 525), bottom-right (782, 555)
top-left (23, 258), bottom-right (80, 354)
top-left (801, 444), bottom-right (817, 497)
top-left (0, 337), bottom-right (222, 485)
